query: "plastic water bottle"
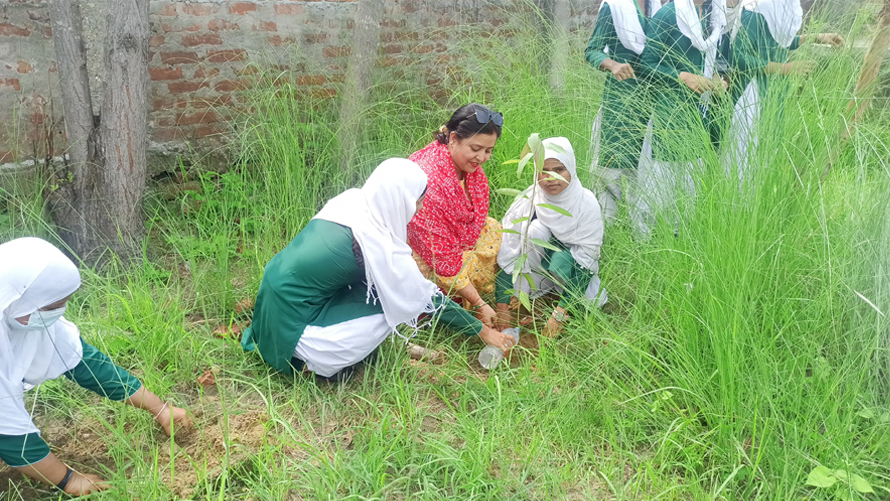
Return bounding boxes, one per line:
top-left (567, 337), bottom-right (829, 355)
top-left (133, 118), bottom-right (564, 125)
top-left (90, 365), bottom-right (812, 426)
top-left (478, 328), bottom-right (520, 370)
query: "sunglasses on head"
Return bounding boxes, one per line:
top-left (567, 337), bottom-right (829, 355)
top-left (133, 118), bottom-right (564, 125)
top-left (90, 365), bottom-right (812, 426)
top-left (473, 108), bottom-right (504, 127)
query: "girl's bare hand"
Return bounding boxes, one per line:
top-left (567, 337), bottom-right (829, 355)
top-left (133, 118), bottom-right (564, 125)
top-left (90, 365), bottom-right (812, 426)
top-left (65, 472), bottom-right (109, 496)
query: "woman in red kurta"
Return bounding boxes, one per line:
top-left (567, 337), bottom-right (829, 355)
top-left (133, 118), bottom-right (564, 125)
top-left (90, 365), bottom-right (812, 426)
top-left (408, 103), bottom-right (504, 326)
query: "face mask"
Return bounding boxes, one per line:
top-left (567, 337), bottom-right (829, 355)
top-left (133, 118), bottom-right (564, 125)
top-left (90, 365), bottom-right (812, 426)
top-left (7, 305), bottom-right (67, 331)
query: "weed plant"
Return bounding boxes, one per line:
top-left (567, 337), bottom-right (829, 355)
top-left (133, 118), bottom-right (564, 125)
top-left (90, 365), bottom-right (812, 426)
top-left (1, 2), bottom-right (890, 500)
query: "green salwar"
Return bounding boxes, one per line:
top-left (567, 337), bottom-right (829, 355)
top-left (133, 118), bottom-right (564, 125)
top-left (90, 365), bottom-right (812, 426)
top-left (495, 239), bottom-right (595, 311)
top-left (585, 3), bottom-right (651, 171)
top-left (242, 219), bottom-right (483, 375)
top-left (0, 340), bottom-right (142, 467)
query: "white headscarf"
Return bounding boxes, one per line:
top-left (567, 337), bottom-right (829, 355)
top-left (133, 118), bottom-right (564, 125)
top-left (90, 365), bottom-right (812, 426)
top-left (0, 238), bottom-right (84, 435)
top-left (602, 0), bottom-right (650, 55)
top-left (314, 158), bottom-right (441, 334)
top-left (725, 0), bottom-right (759, 40)
top-left (499, 138), bottom-right (604, 273)
top-left (752, 0), bottom-right (802, 48)
top-left (675, 0), bottom-right (728, 78)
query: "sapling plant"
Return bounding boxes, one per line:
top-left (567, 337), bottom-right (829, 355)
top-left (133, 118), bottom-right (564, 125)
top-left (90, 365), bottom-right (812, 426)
top-left (498, 132), bottom-right (573, 317)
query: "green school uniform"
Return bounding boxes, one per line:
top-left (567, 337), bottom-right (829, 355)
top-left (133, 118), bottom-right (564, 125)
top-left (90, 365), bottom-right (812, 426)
top-left (729, 9), bottom-right (801, 106)
top-left (639, 2), bottom-right (714, 162)
top-left (494, 239), bottom-right (595, 311)
top-left (0, 340), bottom-right (142, 467)
top-left (241, 219), bottom-right (483, 374)
top-left (585, 3), bottom-right (652, 170)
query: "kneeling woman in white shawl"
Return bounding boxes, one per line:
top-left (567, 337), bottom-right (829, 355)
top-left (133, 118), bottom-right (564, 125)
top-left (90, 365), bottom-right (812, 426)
top-left (494, 138), bottom-right (607, 338)
top-left (0, 238), bottom-right (192, 495)
top-left (241, 159), bottom-right (516, 382)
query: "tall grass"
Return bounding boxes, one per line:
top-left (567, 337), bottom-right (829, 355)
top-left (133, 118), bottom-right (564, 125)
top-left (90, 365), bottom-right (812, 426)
top-left (2, 2), bottom-right (890, 499)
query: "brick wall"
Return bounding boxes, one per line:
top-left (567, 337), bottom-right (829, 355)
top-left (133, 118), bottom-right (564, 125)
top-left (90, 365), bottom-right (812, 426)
top-left (0, 0), bottom-right (597, 168)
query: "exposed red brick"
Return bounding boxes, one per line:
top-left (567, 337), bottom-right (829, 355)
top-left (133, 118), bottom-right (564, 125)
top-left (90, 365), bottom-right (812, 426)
top-left (268, 35), bottom-right (296, 47)
top-left (0, 150), bottom-right (14, 163)
top-left (380, 57), bottom-right (400, 67)
top-left (156, 4), bottom-right (178, 16)
top-left (16, 61), bottom-right (32, 74)
top-left (182, 33), bottom-right (223, 46)
top-left (345, 19), bottom-right (355, 29)
top-left (274, 4), bottom-right (304, 15)
top-left (42, 26), bottom-right (52, 38)
top-left (323, 45), bottom-right (350, 58)
top-left (381, 44), bottom-right (402, 54)
top-left (161, 51), bottom-right (200, 64)
top-left (153, 97), bottom-right (176, 111)
top-left (194, 67), bottom-right (221, 79)
top-left (182, 4), bottom-right (219, 16)
top-left (229, 2), bottom-right (257, 15)
top-left (149, 67), bottom-right (183, 80)
top-left (214, 79), bottom-right (252, 92)
top-left (0, 23), bottom-right (30, 37)
top-left (326, 0), bottom-right (356, 2)
top-left (208, 19), bottom-right (240, 31)
top-left (312, 88), bottom-right (337, 99)
top-left (154, 116), bottom-right (176, 128)
top-left (27, 10), bottom-right (47, 22)
top-left (489, 18), bottom-right (509, 27)
top-left (206, 49), bottom-right (247, 62)
top-left (196, 126), bottom-right (226, 139)
top-left (160, 22), bottom-right (202, 32)
top-left (29, 112), bottom-right (45, 125)
top-left (329, 73), bottom-right (345, 83)
top-left (303, 32), bottom-right (327, 44)
top-left (412, 45), bottom-right (434, 54)
top-left (168, 81), bottom-right (209, 93)
top-left (177, 110), bottom-right (220, 126)
top-left (1, 78), bottom-right (21, 91)
top-left (149, 35), bottom-right (165, 47)
top-left (253, 21), bottom-right (277, 31)
top-left (296, 75), bottom-right (326, 86)
top-left (399, 2), bottom-right (419, 13)
top-left (438, 18), bottom-right (458, 27)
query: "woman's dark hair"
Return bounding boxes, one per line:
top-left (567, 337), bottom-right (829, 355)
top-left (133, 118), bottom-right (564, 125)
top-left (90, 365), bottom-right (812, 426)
top-left (435, 103), bottom-right (503, 145)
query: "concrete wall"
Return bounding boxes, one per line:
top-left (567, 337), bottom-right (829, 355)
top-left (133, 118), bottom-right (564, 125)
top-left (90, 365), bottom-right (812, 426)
top-left (0, 0), bottom-right (598, 169)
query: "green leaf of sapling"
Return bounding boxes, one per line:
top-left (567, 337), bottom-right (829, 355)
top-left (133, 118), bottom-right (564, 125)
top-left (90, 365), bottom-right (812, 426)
top-left (517, 152), bottom-right (534, 178)
top-left (511, 216), bottom-right (530, 225)
top-left (496, 188), bottom-right (523, 197)
top-left (536, 203), bottom-right (573, 217)
top-left (805, 465), bottom-right (837, 488)
top-left (544, 142), bottom-right (567, 155)
top-left (497, 229), bottom-right (521, 235)
top-left (529, 238), bottom-right (563, 253)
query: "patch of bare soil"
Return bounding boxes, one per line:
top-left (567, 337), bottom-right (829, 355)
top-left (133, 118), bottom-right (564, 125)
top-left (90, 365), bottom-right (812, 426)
top-left (0, 388), bottom-right (270, 500)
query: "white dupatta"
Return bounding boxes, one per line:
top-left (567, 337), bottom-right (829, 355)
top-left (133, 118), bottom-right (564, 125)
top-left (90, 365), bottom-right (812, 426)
top-left (0, 238), bottom-right (84, 436)
top-left (674, 0), bottom-right (727, 78)
top-left (313, 158), bottom-right (442, 335)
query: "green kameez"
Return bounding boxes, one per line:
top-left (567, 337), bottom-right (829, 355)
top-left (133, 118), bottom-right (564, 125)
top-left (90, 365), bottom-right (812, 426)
top-left (585, 3), bottom-right (651, 170)
top-left (0, 340), bottom-right (142, 467)
top-left (729, 9), bottom-right (800, 107)
top-left (241, 219), bottom-right (483, 374)
top-left (638, 2), bottom-right (713, 162)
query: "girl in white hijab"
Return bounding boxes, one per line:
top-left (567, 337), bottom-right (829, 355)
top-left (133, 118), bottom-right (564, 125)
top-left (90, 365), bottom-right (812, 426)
top-left (241, 159), bottom-right (516, 381)
top-left (0, 238), bottom-right (191, 495)
top-left (637, 0), bottom-right (728, 232)
top-left (495, 138), bottom-right (607, 338)
top-left (724, 0), bottom-right (843, 185)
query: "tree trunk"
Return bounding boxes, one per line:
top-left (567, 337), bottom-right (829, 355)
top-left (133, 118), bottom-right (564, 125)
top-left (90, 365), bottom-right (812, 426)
top-left (338, 0), bottom-right (385, 174)
top-left (47, 0), bottom-right (149, 264)
top-left (548, 0), bottom-right (572, 91)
